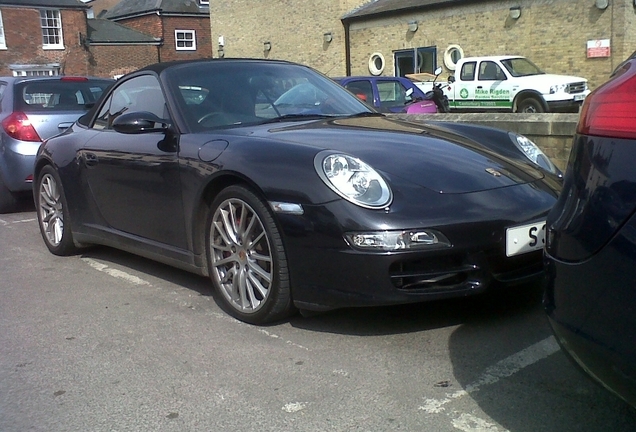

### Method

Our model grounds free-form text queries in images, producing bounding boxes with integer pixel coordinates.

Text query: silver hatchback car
[0,76,113,212]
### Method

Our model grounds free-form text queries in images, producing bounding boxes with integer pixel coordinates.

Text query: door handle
[476,86,483,89]
[58,122,74,130]
[84,152,98,167]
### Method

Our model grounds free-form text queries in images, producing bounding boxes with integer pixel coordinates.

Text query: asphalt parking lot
[2,203,636,432]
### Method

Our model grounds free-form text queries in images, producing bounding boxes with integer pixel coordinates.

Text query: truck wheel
[516,98,544,113]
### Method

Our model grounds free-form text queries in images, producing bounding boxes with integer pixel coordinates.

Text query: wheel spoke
[212,253,238,268]
[220,208,240,245]
[247,259,271,283]
[245,278,261,309]
[247,270,269,298]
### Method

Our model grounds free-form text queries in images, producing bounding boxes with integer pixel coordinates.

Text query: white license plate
[505,221,546,257]
[573,94,586,101]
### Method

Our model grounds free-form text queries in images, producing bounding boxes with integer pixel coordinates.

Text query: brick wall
[89,45,158,78]
[161,16,213,62]
[0,7,90,76]
[117,15,212,63]
[347,0,633,90]
[209,0,362,76]
[209,0,636,90]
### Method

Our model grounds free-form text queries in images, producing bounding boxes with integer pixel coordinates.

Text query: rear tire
[206,185,295,324]
[35,165,78,256]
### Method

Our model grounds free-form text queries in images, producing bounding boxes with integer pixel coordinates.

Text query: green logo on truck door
[460,88,469,99]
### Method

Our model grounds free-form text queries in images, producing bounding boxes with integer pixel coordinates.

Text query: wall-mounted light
[595,0,609,9]
[509,6,521,19]
[323,32,333,43]
[218,35,225,47]
[408,21,418,32]
[263,41,271,51]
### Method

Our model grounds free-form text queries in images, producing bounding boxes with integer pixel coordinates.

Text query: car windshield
[165,61,373,131]
[500,58,545,77]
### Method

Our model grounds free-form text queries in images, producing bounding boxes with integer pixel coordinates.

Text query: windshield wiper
[344,111,384,118]
[258,113,333,124]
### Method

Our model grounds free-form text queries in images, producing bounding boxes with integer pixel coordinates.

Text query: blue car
[544,58,636,406]
[332,76,436,113]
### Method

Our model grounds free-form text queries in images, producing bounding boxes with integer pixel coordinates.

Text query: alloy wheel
[209,197,273,314]
[38,173,64,247]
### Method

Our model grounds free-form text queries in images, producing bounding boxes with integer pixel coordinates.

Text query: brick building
[209,0,636,90]
[102,0,212,63]
[0,0,212,78]
[0,0,93,76]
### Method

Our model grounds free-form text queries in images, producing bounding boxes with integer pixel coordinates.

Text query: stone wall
[390,113,579,171]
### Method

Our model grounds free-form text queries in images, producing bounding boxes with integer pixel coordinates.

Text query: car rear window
[15,79,112,112]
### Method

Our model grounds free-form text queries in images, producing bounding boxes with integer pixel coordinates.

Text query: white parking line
[81,257,311,352]
[0,217,36,226]
[419,336,560,431]
[81,257,151,286]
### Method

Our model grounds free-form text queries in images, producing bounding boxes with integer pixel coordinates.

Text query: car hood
[538,74,587,85]
[249,116,544,194]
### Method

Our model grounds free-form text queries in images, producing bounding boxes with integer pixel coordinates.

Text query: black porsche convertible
[33,59,562,324]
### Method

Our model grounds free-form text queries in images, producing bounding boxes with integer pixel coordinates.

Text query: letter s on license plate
[505,221,546,257]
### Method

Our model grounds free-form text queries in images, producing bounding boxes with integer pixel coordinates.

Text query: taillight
[1,112,42,142]
[577,60,636,140]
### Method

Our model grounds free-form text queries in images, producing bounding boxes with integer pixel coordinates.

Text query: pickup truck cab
[416,56,590,113]
[333,76,436,113]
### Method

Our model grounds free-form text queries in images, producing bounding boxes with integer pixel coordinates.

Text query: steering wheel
[197,112,226,125]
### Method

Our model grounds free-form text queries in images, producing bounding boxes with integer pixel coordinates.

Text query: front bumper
[278,180,557,311]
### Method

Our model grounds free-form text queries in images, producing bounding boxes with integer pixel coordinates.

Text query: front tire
[35,165,77,256]
[516,97,545,113]
[206,185,295,324]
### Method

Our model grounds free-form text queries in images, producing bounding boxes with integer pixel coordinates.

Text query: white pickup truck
[415,56,590,113]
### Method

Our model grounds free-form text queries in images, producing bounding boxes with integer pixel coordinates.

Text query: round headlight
[314,151,392,209]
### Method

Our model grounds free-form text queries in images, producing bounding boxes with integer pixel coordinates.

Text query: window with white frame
[0,10,6,49]
[199,0,209,4]
[40,9,64,49]
[175,30,196,51]
[9,64,60,76]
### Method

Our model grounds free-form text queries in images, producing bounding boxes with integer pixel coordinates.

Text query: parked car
[544,59,636,406]
[416,56,590,113]
[333,75,438,113]
[33,58,562,325]
[0,76,113,212]
[610,50,636,77]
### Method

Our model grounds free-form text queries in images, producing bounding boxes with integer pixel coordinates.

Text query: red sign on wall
[587,39,611,58]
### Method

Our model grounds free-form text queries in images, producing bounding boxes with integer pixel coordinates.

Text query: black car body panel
[544,59,636,406]
[34,58,561,322]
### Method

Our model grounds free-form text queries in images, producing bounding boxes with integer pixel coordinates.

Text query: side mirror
[112,111,170,134]
[448,76,456,83]
[434,66,443,76]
